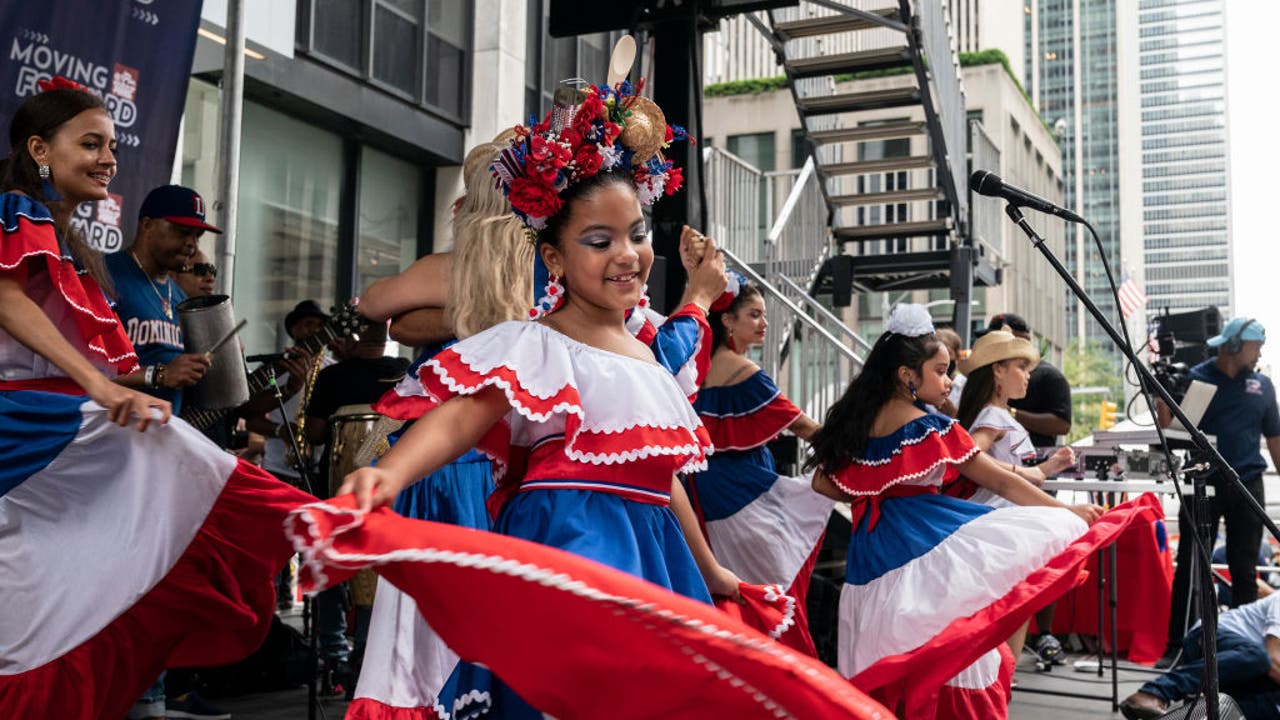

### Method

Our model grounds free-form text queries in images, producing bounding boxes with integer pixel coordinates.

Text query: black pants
[1168,475,1266,648]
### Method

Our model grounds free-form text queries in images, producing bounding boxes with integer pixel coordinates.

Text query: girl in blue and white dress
[685,281,833,655]
[805,305,1160,719]
[0,81,312,719]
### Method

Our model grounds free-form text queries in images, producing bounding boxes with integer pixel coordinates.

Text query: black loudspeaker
[1154,306,1223,346]
[1154,693,1244,719]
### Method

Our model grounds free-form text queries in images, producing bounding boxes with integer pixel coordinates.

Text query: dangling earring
[529,272,565,319]
[38,164,61,203]
[908,380,918,401]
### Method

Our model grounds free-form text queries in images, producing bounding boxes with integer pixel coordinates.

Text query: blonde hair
[447,142,533,339]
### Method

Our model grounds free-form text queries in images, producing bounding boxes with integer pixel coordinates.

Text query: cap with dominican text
[138,185,222,234]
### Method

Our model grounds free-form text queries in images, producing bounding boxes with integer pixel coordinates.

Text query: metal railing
[765,156,831,287]
[907,0,968,238]
[722,247,863,427]
[703,146,765,263]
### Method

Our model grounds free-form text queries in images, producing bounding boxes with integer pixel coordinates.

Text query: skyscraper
[1130,0,1232,317]
[1024,0,1125,349]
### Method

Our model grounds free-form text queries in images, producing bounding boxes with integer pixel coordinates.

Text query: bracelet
[143,365,157,387]
[154,364,167,388]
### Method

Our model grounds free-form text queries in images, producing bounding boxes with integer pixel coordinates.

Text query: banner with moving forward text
[0,0,203,252]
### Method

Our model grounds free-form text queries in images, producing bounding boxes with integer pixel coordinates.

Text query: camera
[1150,326,1191,403]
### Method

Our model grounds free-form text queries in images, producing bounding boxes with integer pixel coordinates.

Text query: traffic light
[1099,400,1118,430]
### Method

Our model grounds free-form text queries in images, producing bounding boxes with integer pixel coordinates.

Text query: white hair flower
[885,304,935,337]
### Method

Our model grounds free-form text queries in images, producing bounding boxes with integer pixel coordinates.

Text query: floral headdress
[491,79,692,233]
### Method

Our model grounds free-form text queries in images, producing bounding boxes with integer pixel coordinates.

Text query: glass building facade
[1025,0,1122,349]
[1136,0,1231,315]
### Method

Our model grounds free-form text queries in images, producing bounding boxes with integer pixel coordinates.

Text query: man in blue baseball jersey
[107,185,220,417]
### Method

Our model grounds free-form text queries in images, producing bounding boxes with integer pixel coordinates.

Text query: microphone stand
[262,363,322,720]
[1004,203,1280,719]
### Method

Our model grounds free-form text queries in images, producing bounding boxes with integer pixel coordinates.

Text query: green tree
[1062,340,1125,444]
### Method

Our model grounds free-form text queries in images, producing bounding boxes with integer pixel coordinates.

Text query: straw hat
[619,96,667,164]
[957,330,1040,376]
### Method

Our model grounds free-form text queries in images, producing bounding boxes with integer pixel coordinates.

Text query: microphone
[969,170,1085,224]
[245,351,300,363]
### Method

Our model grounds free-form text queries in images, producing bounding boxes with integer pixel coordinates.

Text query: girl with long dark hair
[806,304,1159,718]
[684,280,833,654]
[0,81,312,719]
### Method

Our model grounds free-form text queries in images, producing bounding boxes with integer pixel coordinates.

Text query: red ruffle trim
[851,493,1164,709]
[0,215,137,374]
[372,387,435,422]
[0,461,311,720]
[286,497,894,720]
[345,699,445,720]
[420,344,711,513]
[831,426,977,496]
[700,395,802,452]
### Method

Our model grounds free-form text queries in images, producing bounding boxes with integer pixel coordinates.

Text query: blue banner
[0,0,203,252]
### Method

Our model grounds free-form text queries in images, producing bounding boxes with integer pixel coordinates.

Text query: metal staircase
[754,0,998,337]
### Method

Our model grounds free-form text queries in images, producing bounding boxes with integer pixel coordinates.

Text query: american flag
[1118,272,1148,319]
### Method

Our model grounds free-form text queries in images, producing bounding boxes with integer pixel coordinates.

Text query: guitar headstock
[328,299,372,342]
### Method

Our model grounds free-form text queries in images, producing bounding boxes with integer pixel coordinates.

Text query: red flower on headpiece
[664,125,674,143]
[574,144,603,179]
[528,135,570,185]
[574,91,606,133]
[509,176,563,219]
[664,167,685,196]
[37,76,89,94]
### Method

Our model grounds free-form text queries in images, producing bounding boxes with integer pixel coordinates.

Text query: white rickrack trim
[283,502,367,590]
[832,445,981,498]
[563,441,708,467]
[761,584,798,640]
[851,420,960,468]
[450,689,492,719]
[697,386,782,419]
[0,208,55,234]
[425,361,585,424]
[86,342,138,364]
[424,359,711,469]
[283,501,880,719]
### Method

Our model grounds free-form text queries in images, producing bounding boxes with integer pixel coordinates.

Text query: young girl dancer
[685,281,833,654]
[955,330,1078,666]
[334,81,749,717]
[806,304,1159,718]
[0,80,312,719]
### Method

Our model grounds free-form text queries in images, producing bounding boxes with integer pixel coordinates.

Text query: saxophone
[283,349,326,473]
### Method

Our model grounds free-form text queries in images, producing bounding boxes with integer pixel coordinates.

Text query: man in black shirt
[994,313,1074,447]
[302,321,408,695]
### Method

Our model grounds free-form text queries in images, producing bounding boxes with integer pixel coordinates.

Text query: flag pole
[214,0,244,294]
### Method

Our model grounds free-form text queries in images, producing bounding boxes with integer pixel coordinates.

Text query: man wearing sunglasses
[174,248,217,298]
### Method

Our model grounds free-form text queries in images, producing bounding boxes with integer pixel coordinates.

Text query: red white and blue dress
[0,193,313,719]
[347,316,714,719]
[830,411,1162,718]
[686,369,833,655]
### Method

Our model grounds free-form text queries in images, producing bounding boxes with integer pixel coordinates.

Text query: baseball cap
[1207,317,1266,347]
[284,300,329,332]
[138,185,223,234]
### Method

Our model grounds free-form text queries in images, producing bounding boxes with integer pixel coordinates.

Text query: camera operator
[1156,316,1280,666]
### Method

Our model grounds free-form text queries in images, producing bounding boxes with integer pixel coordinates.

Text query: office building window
[357,147,422,299]
[300,0,471,121]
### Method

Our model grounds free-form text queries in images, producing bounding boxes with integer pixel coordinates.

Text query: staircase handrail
[774,273,874,353]
[720,246,861,365]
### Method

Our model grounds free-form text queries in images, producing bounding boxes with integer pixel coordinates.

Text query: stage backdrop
[1,0,203,251]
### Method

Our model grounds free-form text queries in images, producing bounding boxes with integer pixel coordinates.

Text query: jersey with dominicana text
[105,250,188,412]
